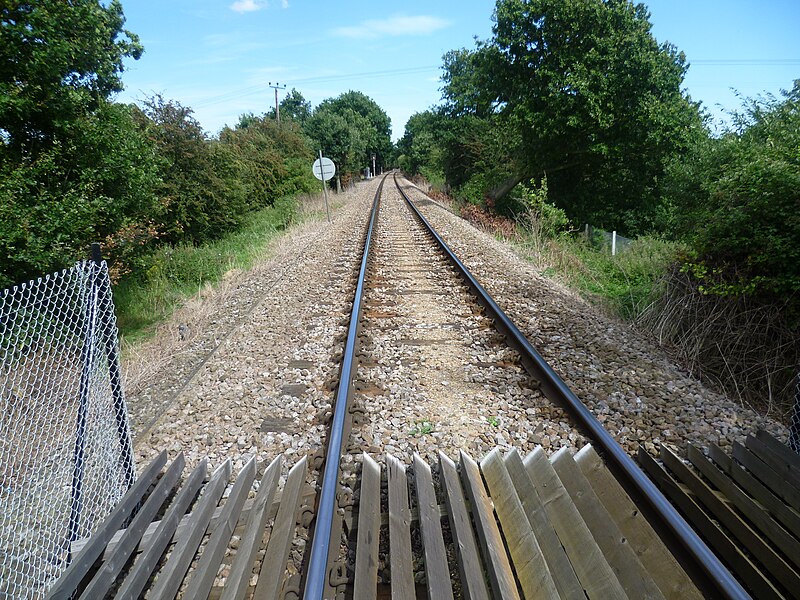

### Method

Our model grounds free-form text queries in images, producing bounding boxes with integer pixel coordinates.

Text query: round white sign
[312,157,336,181]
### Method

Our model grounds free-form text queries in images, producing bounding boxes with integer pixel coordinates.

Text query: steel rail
[393,174,751,600]
[303,175,387,600]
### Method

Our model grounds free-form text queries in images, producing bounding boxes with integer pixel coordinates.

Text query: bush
[518,211,682,322]
[665,81,800,305]
[639,266,798,417]
[136,96,249,245]
[563,236,682,320]
[219,117,318,210]
[647,83,800,417]
[114,199,297,338]
[0,102,160,288]
[517,177,570,239]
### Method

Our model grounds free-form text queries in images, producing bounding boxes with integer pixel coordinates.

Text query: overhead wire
[193,64,439,108]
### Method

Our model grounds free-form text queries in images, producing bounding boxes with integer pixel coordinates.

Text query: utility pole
[268,82,286,122]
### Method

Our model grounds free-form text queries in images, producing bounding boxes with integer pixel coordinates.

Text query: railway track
[49,173,777,599]
[302,173,745,599]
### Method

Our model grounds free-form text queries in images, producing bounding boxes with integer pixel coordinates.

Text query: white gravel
[128,181,379,473]
[398,176,787,456]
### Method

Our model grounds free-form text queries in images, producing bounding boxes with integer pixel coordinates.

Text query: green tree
[312,91,392,173]
[304,105,372,176]
[397,111,443,178]
[272,88,312,124]
[666,82,800,302]
[441,0,702,233]
[220,114,317,207]
[0,0,142,155]
[0,1,155,286]
[137,95,247,244]
[0,103,160,286]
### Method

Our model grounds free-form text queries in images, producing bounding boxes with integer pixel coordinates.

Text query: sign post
[312,151,336,223]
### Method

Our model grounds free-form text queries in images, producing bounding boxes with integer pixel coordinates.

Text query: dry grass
[638,267,799,421]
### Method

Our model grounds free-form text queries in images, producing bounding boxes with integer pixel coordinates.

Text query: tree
[647,83,800,416]
[314,91,392,173]
[397,111,442,177]
[276,88,312,124]
[220,114,317,208]
[137,95,247,244]
[0,1,154,286]
[665,81,800,302]
[0,0,142,155]
[0,102,160,286]
[304,105,372,177]
[441,0,703,233]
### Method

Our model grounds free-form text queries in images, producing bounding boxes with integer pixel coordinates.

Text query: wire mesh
[584,224,633,254]
[0,258,135,598]
[790,370,800,454]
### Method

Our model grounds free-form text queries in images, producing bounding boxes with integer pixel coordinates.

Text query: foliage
[516,178,571,239]
[136,95,246,244]
[438,0,704,234]
[220,114,317,208]
[305,91,392,175]
[396,110,445,180]
[409,420,435,436]
[0,102,160,288]
[304,106,371,175]
[523,229,683,321]
[114,197,297,340]
[269,88,312,124]
[0,2,366,325]
[0,0,142,154]
[0,0,153,287]
[665,81,800,305]
[399,109,523,211]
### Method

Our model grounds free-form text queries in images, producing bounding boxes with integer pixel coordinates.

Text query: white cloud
[230,0,287,13]
[333,15,450,40]
[230,0,267,13]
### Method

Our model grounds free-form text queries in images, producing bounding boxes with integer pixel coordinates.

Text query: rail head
[392,173,751,600]
[302,175,387,600]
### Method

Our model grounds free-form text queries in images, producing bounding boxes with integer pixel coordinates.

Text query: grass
[113,197,296,342]
[520,230,684,321]
[409,420,435,436]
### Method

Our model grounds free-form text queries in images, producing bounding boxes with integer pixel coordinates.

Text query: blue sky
[115,1,800,140]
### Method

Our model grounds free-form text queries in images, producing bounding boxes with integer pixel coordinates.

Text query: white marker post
[312,151,336,223]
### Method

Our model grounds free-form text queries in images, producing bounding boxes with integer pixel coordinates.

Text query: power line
[691,59,800,66]
[189,59,799,110]
[193,65,439,108]
[268,81,286,121]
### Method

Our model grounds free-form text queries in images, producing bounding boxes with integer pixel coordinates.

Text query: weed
[520,228,683,321]
[114,200,296,342]
[487,415,499,427]
[409,420,435,436]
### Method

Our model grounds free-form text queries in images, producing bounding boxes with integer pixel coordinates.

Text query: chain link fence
[584,224,633,255]
[0,248,135,598]
[790,371,800,454]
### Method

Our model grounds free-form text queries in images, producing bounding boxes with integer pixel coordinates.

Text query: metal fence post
[790,369,800,454]
[67,253,101,551]
[91,243,136,488]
